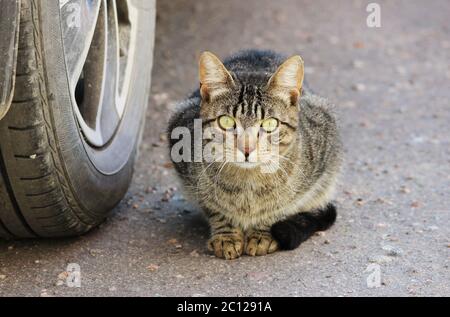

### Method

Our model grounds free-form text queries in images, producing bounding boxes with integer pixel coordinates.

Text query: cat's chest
[208,180,287,215]
[193,164,300,217]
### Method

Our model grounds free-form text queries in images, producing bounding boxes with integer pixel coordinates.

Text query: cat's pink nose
[243,146,251,158]
[239,143,255,158]
[238,132,256,159]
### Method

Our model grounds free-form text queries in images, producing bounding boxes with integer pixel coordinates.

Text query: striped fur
[168,50,342,259]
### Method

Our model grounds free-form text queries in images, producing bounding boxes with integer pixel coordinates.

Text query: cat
[168,50,342,259]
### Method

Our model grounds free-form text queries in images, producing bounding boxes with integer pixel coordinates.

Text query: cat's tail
[271,204,337,250]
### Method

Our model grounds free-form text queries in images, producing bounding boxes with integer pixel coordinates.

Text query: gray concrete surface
[1,0,449,297]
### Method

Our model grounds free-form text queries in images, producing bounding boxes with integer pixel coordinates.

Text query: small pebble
[168,238,178,245]
[163,162,174,169]
[353,41,365,49]
[190,250,200,257]
[368,255,393,264]
[89,249,102,257]
[399,186,411,194]
[146,186,157,194]
[159,133,168,142]
[352,83,366,92]
[40,290,51,297]
[58,272,69,280]
[382,245,403,256]
[352,60,365,69]
[410,201,420,208]
[375,198,392,205]
[153,93,169,107]
[396,66,407,75]
[147,264,159,272]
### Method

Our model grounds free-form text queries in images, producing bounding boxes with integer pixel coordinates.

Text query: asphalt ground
[0,0,449,296]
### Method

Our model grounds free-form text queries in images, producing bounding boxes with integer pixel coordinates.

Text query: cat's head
[199,51,304,171]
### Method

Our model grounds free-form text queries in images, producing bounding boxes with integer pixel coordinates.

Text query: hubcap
[59,0,138,147]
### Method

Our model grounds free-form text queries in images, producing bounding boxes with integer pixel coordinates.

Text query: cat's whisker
[263,157,298,198]
[278,154,308,179]
[198,161,217,182]
[213,161,228,202]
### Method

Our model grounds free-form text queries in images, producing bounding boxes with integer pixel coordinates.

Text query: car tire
[0,0,155,238]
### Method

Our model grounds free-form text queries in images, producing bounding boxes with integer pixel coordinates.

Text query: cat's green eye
[261,118,279,132]
[218,115,236,130]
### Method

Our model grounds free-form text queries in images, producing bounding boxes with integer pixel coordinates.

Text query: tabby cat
[168,50,342,259]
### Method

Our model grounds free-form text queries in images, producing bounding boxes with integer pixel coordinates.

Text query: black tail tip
[316,203,337,231]
[271,204,337,251]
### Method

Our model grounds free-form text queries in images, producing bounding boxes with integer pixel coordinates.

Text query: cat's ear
[199,51,235,102]
[267,55,304,106]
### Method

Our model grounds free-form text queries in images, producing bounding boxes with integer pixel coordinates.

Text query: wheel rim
[59,0,139,147]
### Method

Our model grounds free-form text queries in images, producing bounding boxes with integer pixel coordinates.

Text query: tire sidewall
[38,1,155,215]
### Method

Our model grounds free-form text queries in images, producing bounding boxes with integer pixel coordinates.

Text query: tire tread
[0,0,97,238]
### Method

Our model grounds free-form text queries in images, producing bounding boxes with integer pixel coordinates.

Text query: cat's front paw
[208,233,244,260]
[245,231,279,256]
